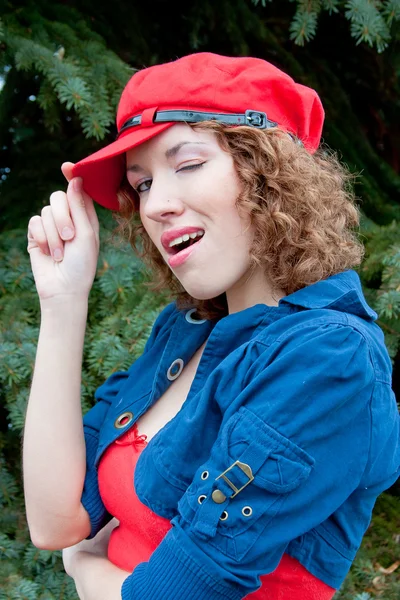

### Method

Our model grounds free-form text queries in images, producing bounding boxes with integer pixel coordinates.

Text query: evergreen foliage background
[0,0,399,598]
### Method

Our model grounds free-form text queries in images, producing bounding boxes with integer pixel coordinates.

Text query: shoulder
[248,313,370,367]
[142,301,180,352]
[250,308,390,382]
[149,300,180,334]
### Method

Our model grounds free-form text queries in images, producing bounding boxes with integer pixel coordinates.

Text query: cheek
[218,163,242,204]
[216,175,245,226]
[139,213,155,243]
[139,205,151,233]
[202,164,241,210]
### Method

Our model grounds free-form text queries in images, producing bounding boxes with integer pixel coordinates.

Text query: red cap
[72,52,324,211]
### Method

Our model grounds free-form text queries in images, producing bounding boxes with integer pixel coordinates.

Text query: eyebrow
[126,141,208,173]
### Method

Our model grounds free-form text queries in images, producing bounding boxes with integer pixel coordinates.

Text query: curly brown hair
[112,122,364,321]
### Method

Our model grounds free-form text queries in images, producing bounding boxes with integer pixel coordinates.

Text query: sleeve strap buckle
[216,460,254,498]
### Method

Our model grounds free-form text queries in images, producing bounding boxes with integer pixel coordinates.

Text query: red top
[98,423,335,599]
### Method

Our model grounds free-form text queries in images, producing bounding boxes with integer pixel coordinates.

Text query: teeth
[169,230,204,248]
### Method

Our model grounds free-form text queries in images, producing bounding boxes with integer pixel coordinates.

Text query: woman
[23,52,399,600]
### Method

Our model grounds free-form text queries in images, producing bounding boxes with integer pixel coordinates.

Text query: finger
[67,177,99,239]
[80,183,100,238]
[61,162,75,183]
[27,216,51,256]
[49,190,76,241]
[62,165,99,237]
[41,206,65,262]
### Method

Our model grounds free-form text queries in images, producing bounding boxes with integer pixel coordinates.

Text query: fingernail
[53,248,63,261]
[61,226,74,239]
[72,177,82,192]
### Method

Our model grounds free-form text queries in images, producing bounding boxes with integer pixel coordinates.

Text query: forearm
[71,552,129,600]
[23,297,91,547]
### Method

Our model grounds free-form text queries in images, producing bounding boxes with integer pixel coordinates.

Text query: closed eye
[135,162,206,194]
[177,162,206,173]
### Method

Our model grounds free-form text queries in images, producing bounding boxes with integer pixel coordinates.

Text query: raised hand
[27,175,100,304]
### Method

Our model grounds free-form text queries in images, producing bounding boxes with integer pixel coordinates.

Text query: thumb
[67,178,100,239]
[61,162,75,183]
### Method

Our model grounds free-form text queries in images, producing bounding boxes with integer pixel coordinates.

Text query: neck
[226,267,285,315]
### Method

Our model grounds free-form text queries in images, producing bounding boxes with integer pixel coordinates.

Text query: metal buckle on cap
[216,460,254,498]
[245,110,272,129]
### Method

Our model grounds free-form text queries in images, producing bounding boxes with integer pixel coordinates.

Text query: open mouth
[169,233,205,255]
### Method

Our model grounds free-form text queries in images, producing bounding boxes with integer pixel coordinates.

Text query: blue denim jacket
[81,270,399,600]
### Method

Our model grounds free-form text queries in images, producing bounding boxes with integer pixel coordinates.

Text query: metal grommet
[167,358,184,381]
[242,506,253,517]
[185,308,207,324]
[114,411,134,429]
[198,494,207,504]
[220,510,228,521]
[201,470,209,480]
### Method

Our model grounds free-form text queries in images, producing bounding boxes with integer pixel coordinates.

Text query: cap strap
[118,109,278,137]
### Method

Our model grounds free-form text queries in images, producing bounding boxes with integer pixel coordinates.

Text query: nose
[141,174,184,222]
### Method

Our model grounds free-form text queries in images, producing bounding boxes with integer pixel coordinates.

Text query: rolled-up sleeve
[82,302,176,538]
[121,322,375,599]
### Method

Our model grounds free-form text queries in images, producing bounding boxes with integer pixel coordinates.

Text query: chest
[135,340,207,443]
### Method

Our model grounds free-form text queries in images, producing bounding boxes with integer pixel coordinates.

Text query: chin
[181,284,226,301]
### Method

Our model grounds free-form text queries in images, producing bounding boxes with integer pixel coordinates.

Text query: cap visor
[72,122,174,210]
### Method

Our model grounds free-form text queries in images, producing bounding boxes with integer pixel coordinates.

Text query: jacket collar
[279,270,377,321]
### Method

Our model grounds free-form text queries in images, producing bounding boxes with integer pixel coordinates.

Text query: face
[126,124,255,302]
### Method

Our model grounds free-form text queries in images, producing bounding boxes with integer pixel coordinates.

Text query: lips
[167,232,205,268]
[161,226,205,255]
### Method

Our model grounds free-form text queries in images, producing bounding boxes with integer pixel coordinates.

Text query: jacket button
[167,358,184,381]
[114,411,134,429]
[212,490,226,504]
